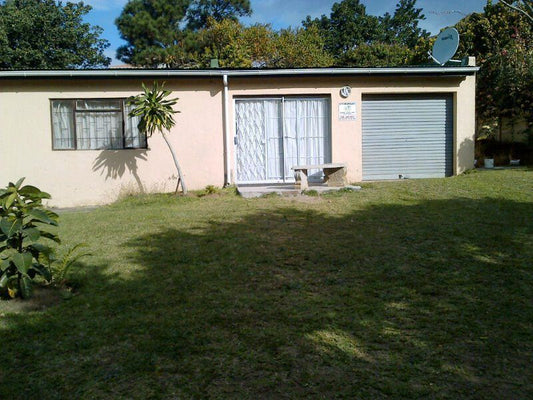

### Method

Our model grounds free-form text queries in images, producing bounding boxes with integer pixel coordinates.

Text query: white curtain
[51,101,75,149]
[124,103,146,148]
[265,100,283,180]
[282,100,299,179]
[75,100,122,150]
[75,111,123,150]
[51,99,145,150]
[283,98,330,180]
[75,100,121,110]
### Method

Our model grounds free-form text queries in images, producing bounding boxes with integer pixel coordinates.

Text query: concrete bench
[291,163,347,190]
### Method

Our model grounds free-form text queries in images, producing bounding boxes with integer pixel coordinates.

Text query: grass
[0,169,532,399]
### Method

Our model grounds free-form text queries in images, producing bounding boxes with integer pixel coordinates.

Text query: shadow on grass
[0,197,532,399]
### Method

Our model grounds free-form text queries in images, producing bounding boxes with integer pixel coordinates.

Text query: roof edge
[0,66,479,79]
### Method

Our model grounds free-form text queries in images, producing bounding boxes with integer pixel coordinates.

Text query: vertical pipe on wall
[223,75,231,186]
[281,97,286,182]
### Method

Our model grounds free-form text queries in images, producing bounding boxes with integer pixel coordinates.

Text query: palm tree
[127,82,187,195]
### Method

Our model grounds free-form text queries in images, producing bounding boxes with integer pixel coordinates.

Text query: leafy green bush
[50,243,90,286]
[0,178,59,299]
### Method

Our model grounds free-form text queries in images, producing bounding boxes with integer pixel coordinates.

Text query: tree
[116,0,192,67]
[379,0,429,47]
[499,0,533,26]
[128,83,187,195]
[341,42,414,67]
[194,19,272,68]
[186,0,251,30]
[303,0,430,67]
[454,1,533,141]
[116,0,252,67]
[194,19,333,68]
[303,0,380,56]
[0,0,110,69]
[270,26,334,68]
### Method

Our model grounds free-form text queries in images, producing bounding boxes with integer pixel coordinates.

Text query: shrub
[204,185,219,195]
[50,243,90,286]
[0,178,59,299]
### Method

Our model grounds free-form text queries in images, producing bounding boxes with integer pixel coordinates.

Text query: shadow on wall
[92,150,148,193]
[457,137,475,172]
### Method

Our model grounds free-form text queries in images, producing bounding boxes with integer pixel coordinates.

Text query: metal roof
[0,66,479,79]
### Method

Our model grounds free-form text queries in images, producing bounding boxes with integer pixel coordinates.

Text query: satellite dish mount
[429,27,460,66]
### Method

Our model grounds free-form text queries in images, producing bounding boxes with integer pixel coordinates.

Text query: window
[50,99,147,150]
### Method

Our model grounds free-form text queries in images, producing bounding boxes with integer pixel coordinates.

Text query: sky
[82,0,489,65]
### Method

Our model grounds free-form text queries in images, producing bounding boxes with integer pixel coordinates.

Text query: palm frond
[127,81,179,137]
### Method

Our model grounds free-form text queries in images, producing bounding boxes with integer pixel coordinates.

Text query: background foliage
[302,0,430,66]
[194,19,333,68]
[116,0,251,67]
[455,1,533,151]
[115,0,431,68]
[0,0,110,69]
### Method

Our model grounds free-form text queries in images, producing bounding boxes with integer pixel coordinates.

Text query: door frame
[234,95,332,185]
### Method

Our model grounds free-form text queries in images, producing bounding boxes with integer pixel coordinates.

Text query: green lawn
[1,169,532,399]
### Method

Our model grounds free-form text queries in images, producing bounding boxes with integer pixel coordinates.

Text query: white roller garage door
[362,94,454,180]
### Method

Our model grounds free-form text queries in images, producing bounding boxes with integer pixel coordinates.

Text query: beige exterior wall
[0,73,476,207]
[0,78,225,207]
[228,74,476,182]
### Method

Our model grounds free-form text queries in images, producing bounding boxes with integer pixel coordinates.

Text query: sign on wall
[339,102,357,121]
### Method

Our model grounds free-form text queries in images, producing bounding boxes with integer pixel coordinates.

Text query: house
[0,61,478,207]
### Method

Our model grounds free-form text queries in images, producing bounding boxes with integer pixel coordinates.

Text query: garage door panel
[362,94,453,181]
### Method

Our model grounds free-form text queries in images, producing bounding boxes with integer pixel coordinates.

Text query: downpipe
[223,74,231,187]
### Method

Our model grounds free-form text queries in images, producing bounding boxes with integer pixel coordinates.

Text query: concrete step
[237,184,361,198]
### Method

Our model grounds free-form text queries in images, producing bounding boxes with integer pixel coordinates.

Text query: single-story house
[0,61,478,207]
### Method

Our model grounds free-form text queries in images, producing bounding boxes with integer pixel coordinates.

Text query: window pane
[124,103,147,148]
[51,98,147,151]
[76,111,123,150]
[76,100,121,110]
[51,100,75,149]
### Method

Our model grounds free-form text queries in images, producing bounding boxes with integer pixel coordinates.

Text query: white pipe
[223,74,231,186]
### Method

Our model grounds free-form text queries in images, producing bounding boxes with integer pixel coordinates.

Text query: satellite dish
[430,27,460,65]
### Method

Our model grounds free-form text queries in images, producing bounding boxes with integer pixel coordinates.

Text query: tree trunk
[161,131,187,195]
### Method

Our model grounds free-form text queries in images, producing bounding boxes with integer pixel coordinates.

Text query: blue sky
[82,0,488,65]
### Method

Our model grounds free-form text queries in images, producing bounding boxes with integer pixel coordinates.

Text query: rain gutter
[0,66,479,79]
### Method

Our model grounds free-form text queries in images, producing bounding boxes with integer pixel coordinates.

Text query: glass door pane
[283,98,330,181]
[236,97,330,183]
[236,99,283,182]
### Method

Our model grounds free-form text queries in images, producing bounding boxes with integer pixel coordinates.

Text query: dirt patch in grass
[0,286,63,315]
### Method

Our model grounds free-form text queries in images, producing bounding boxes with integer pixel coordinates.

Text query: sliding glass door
[235,97,330,184]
